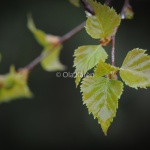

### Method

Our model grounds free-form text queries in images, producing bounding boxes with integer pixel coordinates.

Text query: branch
[23,49,51,71]
[23,21,86,71]
[59,21,85,44]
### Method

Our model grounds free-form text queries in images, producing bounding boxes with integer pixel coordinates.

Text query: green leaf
[41,45,66,71]
[69,0,80,7]
[120,48,150,89]
[86,0,121,39]
[0,66,32,102]
[27,14,49,48]
[95,60,119,78]
[81,76,123,135]
[73,45,108,86]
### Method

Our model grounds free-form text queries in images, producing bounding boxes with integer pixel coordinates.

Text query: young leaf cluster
[0,0,148,138]
[0,66,32,102]
[74,0,150,135]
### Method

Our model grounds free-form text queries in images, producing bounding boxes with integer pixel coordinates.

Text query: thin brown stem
[111,0,132,66]
[59,21,85,44]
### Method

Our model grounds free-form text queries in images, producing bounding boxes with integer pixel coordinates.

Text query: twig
[59,21,85,44]
[80,0,95,15]
[111,35,116,66]
[23,49,51,71]
[111,0,131,66]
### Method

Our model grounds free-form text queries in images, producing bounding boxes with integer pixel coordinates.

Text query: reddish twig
[59,21,85,44]
[111,0,132,66]
[111,35,116,66]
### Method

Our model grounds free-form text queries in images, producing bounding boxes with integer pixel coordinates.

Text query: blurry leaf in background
[27,14,60,48]
[27,14,50,48]
[41,45,66,71]
[69,0,80,7]
[0,66,32,102]
[121,4,134,19]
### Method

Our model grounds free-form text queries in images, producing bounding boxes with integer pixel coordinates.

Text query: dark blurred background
[0,0,150,149]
